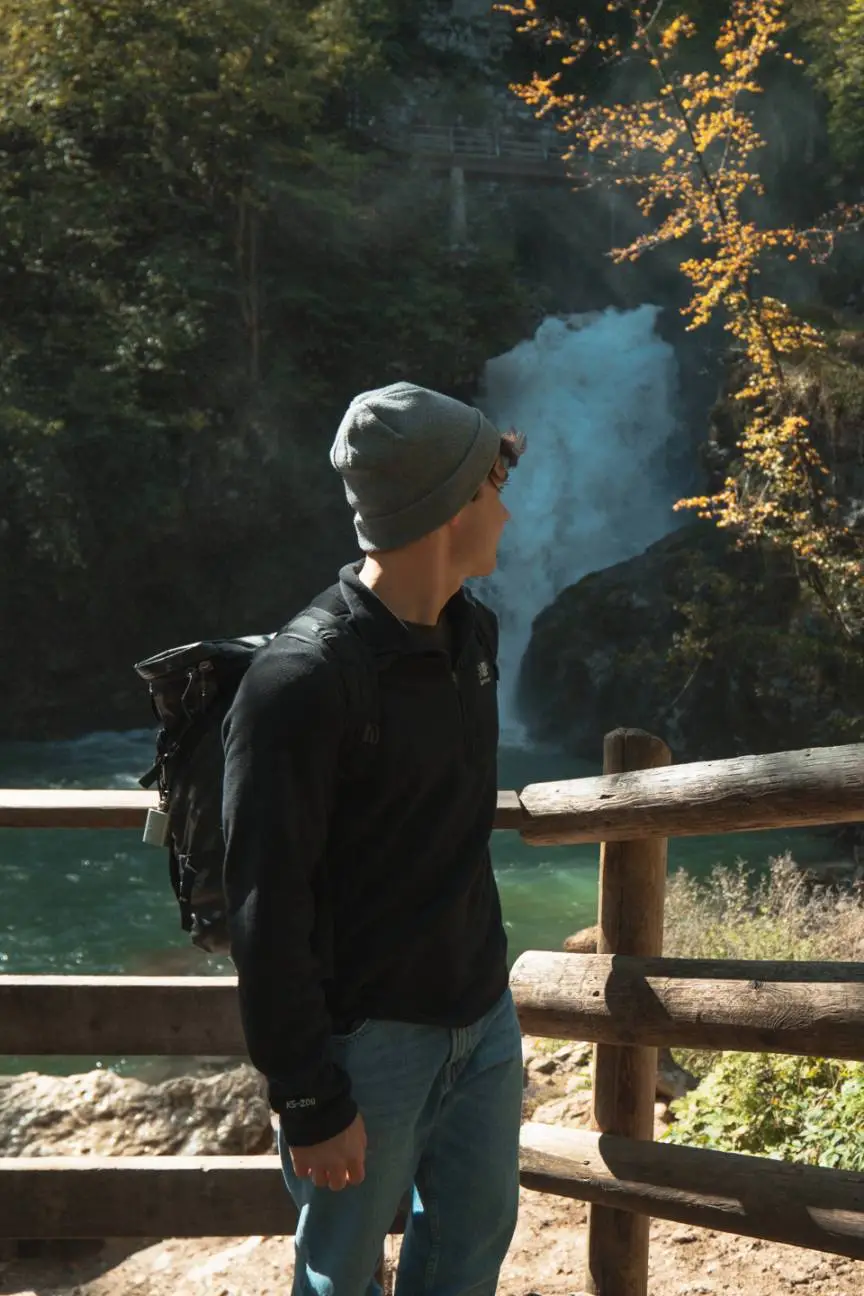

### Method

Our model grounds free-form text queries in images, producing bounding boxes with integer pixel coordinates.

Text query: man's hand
[290,1113,367,1191]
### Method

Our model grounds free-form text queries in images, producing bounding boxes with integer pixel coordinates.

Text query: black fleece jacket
[221,562,508,1145]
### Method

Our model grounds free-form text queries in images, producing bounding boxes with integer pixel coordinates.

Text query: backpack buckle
[142,807,170,847]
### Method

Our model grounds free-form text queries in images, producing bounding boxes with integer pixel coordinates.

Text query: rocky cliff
[519,522,864,761]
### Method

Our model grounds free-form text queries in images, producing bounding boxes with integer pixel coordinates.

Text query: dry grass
[663,851,864,964]
[663,852,864,1076]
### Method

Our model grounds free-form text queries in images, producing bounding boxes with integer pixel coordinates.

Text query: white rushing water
[474,305,680,743]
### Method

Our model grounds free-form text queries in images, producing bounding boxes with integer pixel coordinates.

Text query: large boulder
[518,522,864,762]
[562,926,600,954]
[0,1065,272,1157]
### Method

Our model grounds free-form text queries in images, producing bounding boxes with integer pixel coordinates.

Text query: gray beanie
[330,382,502,552]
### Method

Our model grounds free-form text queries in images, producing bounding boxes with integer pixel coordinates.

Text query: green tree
[0,0,369,560]
[792,0,864,171]
[0,0,532,592]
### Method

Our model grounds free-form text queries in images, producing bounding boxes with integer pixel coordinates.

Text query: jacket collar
[338,561,476,662]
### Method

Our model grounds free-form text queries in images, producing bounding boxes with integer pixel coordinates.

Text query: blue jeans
[278,988,523,1296]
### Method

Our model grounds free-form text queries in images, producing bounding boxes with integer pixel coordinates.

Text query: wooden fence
[371,122,573,180]
[406,124,566,162]
[2,730,864,1294]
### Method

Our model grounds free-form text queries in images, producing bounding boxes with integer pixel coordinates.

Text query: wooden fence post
[586,728,672,1296]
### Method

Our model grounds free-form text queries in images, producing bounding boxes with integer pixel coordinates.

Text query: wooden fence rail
[7,957,864,1059]
[2,740,863,837]
[5,1130,864,1258]
[517,742,864,843]
[0,976,246,1056]
[513,953,864,1060]
[519,1123,864,1260]
[2,731,864,1294]
[0,787,517,831]
[0,1156,297,1239]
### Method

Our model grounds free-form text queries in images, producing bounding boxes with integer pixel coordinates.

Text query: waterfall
[474,305,680,745]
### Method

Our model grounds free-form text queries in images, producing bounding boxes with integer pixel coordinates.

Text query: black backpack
[134,608,377,956]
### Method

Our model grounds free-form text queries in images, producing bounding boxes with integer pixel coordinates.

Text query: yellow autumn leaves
[502,0,864,632]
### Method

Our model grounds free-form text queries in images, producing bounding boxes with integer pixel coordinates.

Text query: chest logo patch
[477,659,492,686]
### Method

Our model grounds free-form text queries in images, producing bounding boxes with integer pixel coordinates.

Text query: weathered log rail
[6,955,864,1061]
[6,1130,864,1259]
[520,1123,864,1260]
[3,740,862,836]
[0,786,521,830]
[512,953,864,1060]
[2,733,864,1293]
[517,742,864,844]
[1,1156,298,1239]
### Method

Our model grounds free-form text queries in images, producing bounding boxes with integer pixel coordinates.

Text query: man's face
[450,457,511,579]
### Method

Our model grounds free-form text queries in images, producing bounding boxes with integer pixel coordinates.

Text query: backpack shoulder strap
[279,606,380,762]
[281,607,342,646]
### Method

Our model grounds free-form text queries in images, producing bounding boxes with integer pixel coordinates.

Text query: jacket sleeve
[222,637,357,1147]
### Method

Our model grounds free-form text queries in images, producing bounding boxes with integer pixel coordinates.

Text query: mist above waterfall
[474,305,681,744]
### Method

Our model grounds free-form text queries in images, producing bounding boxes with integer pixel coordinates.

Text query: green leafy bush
[665,1052,864,1171]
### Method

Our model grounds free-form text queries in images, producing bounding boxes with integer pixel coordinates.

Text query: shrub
[661,854,864,1169]
[664,1052,864,1171]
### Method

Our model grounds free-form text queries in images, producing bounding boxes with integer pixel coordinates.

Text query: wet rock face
[0,1064,273,1157]
[518,521,864,762]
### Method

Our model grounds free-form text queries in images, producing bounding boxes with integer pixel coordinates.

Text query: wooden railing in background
[2,732,864,1293]
[406,124,566,161]
[376,123,572,179]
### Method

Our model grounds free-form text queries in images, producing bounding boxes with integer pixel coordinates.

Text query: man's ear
[449,496,476,528]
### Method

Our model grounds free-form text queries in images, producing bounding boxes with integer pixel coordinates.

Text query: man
[222,381,525,1295]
